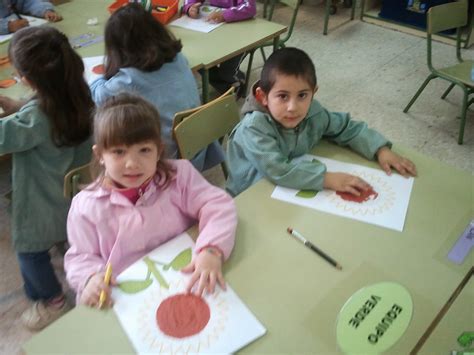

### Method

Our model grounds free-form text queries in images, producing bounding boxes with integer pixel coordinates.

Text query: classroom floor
[1,2,473,354]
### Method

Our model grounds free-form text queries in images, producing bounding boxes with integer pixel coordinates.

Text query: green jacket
[0,100,92,252]
[226,88,391,196]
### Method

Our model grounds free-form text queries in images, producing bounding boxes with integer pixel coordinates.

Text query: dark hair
[104,3,182,79]
[259,47,317,93]
[92,93,174,185]
[9,27,93,147]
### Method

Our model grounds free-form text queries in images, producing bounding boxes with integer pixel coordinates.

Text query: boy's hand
[8,19,28,33]
[324,172,371,196]
[187,3,201,18]
[0,96,25,118]
[376,146,417,177]
[206,10,225,23]
[182,247,225,296]
[44,10,62,22]
[80,272,116,309]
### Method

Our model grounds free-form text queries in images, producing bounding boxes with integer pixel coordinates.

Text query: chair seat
[438,60,474,87]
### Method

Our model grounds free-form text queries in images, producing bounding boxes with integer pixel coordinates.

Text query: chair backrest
[64,163,92,199]
[173,87,240,175]
[267,0,301,44]
[426,0,468,69]
[427,0,468,35]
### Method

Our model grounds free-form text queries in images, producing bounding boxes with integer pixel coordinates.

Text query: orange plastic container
[108,0,178,25]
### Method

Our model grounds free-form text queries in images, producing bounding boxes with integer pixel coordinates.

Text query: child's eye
[112,148,125,155]
[140,147,152,153]
[299,93,308,99]
[277,94,288,100]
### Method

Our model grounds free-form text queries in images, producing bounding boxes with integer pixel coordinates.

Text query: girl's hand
[206,11,225,23]
[7,19,28,33]
[182,247,225,296]
[324,172,371,196]
[187,3,201,18]
[80,272,116,309]
[376,146,417,177]
[0,96,25,118]
[44,10,62,22]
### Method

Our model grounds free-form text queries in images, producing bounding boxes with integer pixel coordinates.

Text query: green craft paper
[336,282,413,354]
[296,189,318,198]
[118,278,153,294]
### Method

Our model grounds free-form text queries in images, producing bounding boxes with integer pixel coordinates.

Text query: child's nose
[125,155,139,169]
[287,99,297,111]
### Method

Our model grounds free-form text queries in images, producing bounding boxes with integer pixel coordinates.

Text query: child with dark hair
[226,47,417,196]
[91,3,223,171]
[65,94,237,307]
[0,0,62,34]
[182,0,256,96]
[0,26,93,330]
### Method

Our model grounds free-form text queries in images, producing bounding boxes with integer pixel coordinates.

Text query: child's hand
[187,3,201,18]
[182,247,225,296]
[0,95,25,118]
[376,146,417,177]
[80,272,116,309]
[324,172,371,196]
[44,10,62,22]
[7,19,28,33]
[206,11,225,23]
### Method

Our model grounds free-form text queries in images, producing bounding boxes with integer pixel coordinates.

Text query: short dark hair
[104,3,182,79]
[259,47,317,93]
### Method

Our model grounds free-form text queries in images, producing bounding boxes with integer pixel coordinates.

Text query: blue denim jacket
[0,0,54,34]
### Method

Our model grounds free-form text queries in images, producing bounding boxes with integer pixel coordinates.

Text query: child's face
[96,140,161,188]
[256,74,316,129]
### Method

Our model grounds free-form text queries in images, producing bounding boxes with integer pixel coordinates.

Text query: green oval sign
[336,282,413,354]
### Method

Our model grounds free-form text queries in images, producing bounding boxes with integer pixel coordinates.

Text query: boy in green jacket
[226,47,416,196]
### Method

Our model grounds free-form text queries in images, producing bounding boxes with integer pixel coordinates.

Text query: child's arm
[376,146,417,177]
[0,96,28,118]
[182,0,203,18]
[20,0,62,22]
[175,160,237,295]
[64,200,109,305]
[218,0,256,23]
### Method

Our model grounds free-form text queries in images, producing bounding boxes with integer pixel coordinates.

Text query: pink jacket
[182,0,256,23]
[64,159,237,299]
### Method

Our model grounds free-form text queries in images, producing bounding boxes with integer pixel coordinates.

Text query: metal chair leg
[441,83,455,99]
[458,88,468,145]
[324,0,330,35]
[351,0,356,20]
[403,75,436,113]
[243,49,255,96]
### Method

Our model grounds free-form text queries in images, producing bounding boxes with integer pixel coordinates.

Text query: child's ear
[313,85,319,95]
[92,145,101,160]
[255,87,268,106]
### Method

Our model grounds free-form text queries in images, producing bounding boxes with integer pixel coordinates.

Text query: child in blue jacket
[0,0,62,35]
[226,47,417,196]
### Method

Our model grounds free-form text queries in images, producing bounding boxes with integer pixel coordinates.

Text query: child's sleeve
[236,122,328,191]
[221,0,256,22]
[19,0,54,17]
[320,107,392,160]
[177,160,237,260]
[0,109,46,155]
[0,17,11,35]
[64,197,106,300]
[182,0,203,16]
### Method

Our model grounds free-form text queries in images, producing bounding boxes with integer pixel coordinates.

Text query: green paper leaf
[296,189,318,198]
[118,278,153,294]
[169,248,192,271]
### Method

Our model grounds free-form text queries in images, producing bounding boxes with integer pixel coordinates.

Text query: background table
[0,0,286,102]
[23,141,473,354]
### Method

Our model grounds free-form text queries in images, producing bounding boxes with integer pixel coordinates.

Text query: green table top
[23,141,474,354]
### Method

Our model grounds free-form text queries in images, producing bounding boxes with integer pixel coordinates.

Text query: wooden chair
[173,87,240,178]
[64,163,92,199]
[403,0,472,145]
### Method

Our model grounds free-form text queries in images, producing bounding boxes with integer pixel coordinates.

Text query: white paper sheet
[169,10,223,33]
[271,155,414,231]
[0,16,47,44]
[112,233,266,354]
[82,55,105,84]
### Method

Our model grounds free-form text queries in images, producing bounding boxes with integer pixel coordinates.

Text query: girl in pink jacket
[64,94,237,308]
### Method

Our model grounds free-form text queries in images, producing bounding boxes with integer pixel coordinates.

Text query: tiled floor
[1,2,473,354]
